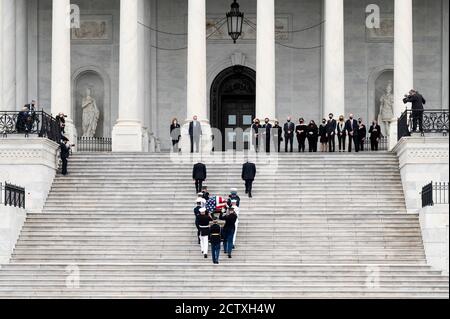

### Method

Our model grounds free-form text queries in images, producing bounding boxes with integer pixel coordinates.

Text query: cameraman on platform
[403,89,426,134]
[56,112,67,134]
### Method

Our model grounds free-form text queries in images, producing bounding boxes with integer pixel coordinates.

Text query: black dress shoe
[204,254,208,259]
[228,255,232,259]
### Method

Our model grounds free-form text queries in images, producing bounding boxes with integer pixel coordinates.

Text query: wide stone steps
[1,152,447,298]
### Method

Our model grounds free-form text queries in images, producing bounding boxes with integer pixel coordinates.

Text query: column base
[112,121,144,152]
[179,121,212,154]
[389,121,399,151]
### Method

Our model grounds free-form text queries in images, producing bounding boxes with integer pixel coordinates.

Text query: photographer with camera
[403,89,426,134]
[56,112,67,134]
[59,135,75,176]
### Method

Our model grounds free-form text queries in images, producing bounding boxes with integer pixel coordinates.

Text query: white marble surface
[0,206,26,265]
[1,0,16,111]
[420,205,449,274]
[323,0,345,118]
[0,137,59,214]
[393,136,449,214]
[15,0,28,110]
[256,0,276,120]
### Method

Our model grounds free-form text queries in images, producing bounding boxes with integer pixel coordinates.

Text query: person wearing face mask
[337,115,347,152]
[296,118,308,152]
[170,118,181,153]
[307,120,319,152]
[345,114,359,153]
[358,118,367,152]
[369,120,382,151]
[326,113,337,153]
[262,118,272,153]
[252,119,262,152]
[284,117,295,152]
[272,120,283,152]
[319,119,328,152]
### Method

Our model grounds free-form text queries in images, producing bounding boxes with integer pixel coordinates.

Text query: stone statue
[81,88,100,138]
[378,80,394,137]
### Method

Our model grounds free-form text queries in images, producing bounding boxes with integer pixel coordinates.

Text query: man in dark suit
[358,118,367,152]
[345,114,359,153]
[284,117,295,153]
[189,115,202,153]
[242,161,256,198]
[192,162,207,194]
[262,118,272,153]
[403,89,426,133]
[326,113,337,153]
[369,120,382,151]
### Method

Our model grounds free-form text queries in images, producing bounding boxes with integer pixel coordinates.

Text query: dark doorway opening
[210,66,256,151]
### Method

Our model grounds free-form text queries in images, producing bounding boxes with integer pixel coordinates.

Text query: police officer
[210,220,222,264]
[59,136,72,176]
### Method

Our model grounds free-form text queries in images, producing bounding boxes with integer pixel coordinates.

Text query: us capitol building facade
[0,0,448,151]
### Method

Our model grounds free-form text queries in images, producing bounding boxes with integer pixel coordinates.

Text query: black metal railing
[1,182,26,209]
[0,110,62,143]
[77,137,112,152]
[362,136,389,152]
[398,108,449,141]
[422,182,449,208]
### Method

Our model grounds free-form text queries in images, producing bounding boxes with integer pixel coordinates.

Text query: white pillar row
[389,0,414,150]
[112,0,145,152]
[0,0,3,110]
[323,0,345,119]
[51,0,76,142]
[181,0,212,153]
[16,0,28,110]
[1,0,16,111]
[256,0,276,120]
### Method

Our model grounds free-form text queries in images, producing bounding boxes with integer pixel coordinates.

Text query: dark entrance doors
[210,66,256,151]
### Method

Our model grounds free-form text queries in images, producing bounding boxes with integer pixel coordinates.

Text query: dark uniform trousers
[245,180,254,194]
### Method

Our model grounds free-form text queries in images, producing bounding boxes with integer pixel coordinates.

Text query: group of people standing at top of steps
[194,188,241,265]
[272,113,383,154]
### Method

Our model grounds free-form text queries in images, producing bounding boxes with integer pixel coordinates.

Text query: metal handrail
[422,181,449,208]
[1,182,26,209]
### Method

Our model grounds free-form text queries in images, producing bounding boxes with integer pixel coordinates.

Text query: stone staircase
[0,152,448,298]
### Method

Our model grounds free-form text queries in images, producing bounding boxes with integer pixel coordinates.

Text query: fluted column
[1,0,16,111]
[256,0,276,120]
[390,0,414,149]
[181,0,212,153]
[16,0,28,110]
[112,0,145,152]
[323,0,345,118]
[51,0,75,141]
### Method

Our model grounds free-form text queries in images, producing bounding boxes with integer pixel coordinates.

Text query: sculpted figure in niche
[82,88,100,137]
[378,80,394,137]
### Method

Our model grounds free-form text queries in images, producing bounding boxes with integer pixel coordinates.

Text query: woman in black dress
[170,118,181,152]
[252,119,262,152]
[319,119,328,152]
[307,120,319,153]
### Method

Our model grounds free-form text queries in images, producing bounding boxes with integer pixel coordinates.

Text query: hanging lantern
[226,0,244,43]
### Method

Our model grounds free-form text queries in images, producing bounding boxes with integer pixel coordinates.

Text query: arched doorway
[210,66,256,150]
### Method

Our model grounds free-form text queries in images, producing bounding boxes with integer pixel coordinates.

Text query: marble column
[323,0,345,118]
[0,1,3,110]
[112,0,145,152]
[16,0,28,110]
[1,0,16,111]
[181,0,212,153]
[51,0,76,142]
[390,0,414,150]
[256,0,276,120]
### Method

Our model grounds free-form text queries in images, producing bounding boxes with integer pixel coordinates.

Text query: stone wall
[32,0,447,150]
[0,206,26,265]
[0,137,59,214]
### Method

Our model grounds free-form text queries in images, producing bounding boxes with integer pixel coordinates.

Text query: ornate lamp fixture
[226,0,244,43]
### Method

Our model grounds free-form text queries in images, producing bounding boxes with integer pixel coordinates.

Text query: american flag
[206,196,228,213]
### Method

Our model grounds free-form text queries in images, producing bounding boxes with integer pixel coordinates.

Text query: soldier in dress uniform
[227,188,241,208]
[210,220,222,264]
[198,208,212,258]
[194,199,203,244]
[220,207,238,259]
